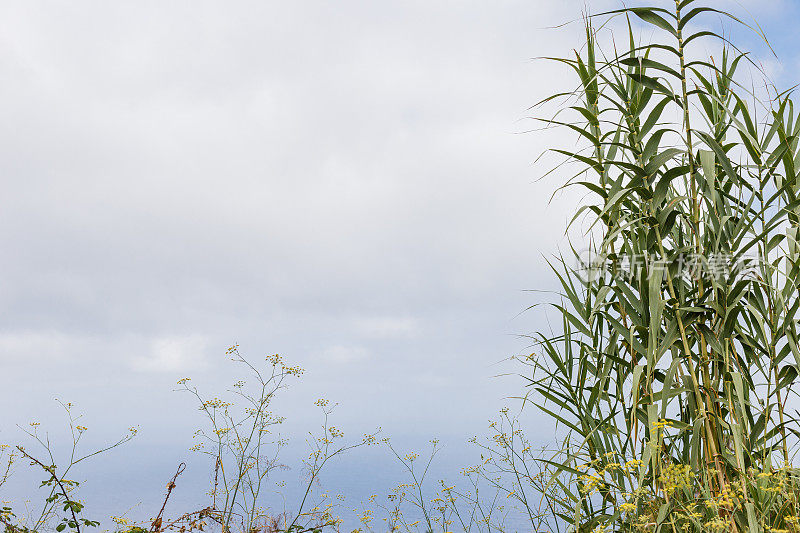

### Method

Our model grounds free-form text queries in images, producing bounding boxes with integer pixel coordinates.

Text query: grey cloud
[0,1,622,514]
[5,0,796,520]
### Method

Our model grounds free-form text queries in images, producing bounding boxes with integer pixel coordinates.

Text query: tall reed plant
[525,2,800,532]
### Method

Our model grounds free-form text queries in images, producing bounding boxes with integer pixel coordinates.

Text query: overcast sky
[1,0,797,524]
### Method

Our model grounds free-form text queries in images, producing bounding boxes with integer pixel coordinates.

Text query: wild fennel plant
[177,346,378,533]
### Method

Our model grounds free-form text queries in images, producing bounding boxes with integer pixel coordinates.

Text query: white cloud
[319,345,370,364]
[0,330,75,361]
[353,316,419,339]
[130,335,208,373]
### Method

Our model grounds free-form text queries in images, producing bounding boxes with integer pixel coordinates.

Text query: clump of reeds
[522,1,800,531]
